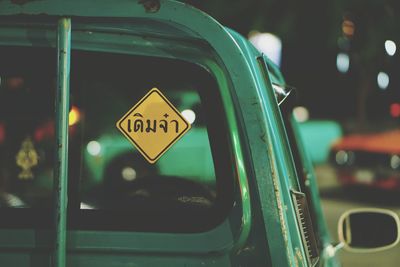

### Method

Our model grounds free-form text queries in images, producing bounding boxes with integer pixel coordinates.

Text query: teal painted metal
[290,116,341,267]
[0,22,254,266]
[220,72,252,253]
[0,1,341,266]
[53,18,71,267]
[227,29,308,266]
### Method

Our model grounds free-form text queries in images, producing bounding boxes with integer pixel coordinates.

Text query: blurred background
[189,1,399,266]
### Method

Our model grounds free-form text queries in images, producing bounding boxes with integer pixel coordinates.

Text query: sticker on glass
[116,88,191,164]
[16,137,39,179]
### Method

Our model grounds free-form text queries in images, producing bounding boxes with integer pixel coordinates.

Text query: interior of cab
[0,46,234,232]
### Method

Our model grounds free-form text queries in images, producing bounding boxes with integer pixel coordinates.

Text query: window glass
[0,47,55,209]
[70,51,233,231]
[0,46,234,231]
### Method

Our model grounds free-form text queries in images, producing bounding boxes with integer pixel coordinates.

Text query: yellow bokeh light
[69,106,80,126]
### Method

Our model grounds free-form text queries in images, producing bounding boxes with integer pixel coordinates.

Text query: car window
[0,46,235,232]
[0,46,55,210]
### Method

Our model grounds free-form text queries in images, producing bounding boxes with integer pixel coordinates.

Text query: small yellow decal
[16,137,39,179]
[116,88,191,164]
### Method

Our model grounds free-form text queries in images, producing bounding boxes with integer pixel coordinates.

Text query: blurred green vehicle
[0,1,397,267]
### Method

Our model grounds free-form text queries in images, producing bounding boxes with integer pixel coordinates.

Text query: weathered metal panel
[53,17,71,267]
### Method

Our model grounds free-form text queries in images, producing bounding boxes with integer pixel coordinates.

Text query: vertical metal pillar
[53,17,71,267]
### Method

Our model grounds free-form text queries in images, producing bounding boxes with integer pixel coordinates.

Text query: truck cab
[0,1,398,266]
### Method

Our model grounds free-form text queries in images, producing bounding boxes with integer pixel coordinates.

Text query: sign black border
[117,88,190,163]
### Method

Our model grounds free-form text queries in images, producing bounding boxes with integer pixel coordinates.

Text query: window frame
[68,50,236,232]
[0,25,242,232]
[0,15,253,261]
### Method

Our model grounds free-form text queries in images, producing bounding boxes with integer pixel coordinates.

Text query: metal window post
[53,17,71,267]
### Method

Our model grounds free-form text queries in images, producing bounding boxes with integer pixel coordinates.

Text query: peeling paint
[295,247,305,267]
[267,140,293,267]
[138,0,160,13]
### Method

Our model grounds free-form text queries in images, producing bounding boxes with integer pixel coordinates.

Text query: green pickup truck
[0,0,398,266]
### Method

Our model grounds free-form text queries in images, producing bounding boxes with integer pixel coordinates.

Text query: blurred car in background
[330,129,400,190]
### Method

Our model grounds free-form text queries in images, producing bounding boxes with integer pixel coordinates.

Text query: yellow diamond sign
[116,88,191,164]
